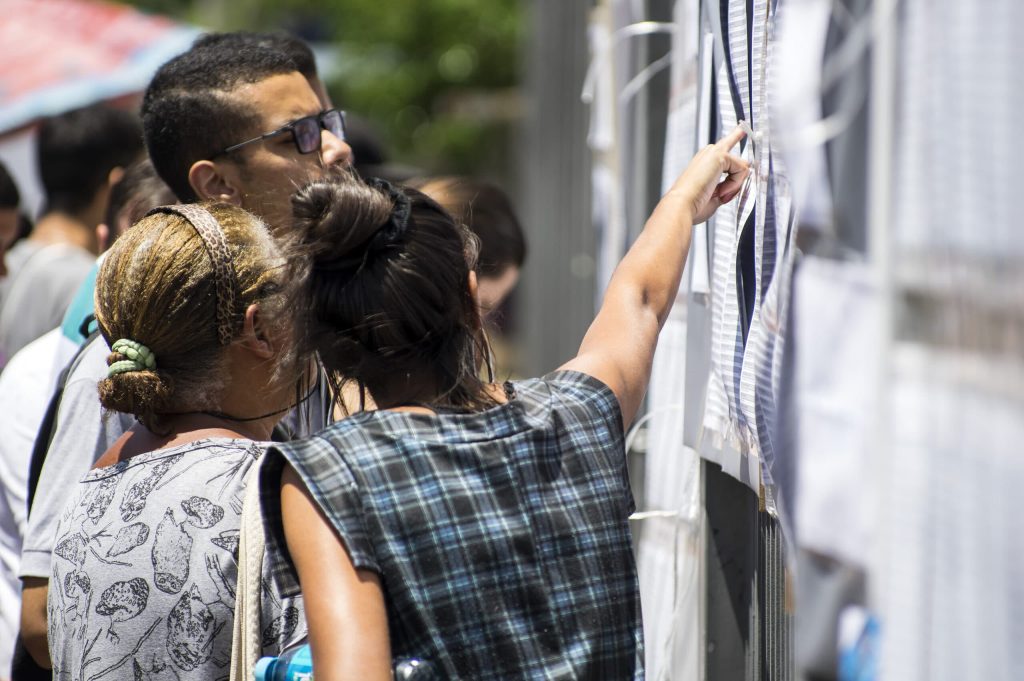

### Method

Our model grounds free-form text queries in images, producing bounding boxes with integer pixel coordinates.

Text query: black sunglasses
[219,109,347,156]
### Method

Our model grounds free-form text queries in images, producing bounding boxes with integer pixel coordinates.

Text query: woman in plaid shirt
[259,128,749,679]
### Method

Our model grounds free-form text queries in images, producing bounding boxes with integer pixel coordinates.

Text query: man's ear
[240,303,276,358]
[188,160,242,205]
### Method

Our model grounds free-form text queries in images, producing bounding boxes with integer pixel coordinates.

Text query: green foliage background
[128,0,524,176]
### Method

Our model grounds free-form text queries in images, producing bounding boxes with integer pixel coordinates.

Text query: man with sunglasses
[15,36,350,673]
[142,40,352,232]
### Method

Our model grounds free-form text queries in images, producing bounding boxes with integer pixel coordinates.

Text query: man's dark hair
[36,104,143,216]
[141,40,300,201]
[0,160,20,209]
[192,31,319,80]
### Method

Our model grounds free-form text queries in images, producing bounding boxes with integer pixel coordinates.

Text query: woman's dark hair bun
[291,174,396,270]
[288,173,495,412]
[365,177,412,252]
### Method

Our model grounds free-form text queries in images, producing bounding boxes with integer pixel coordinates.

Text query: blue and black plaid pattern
[261,370,644,679]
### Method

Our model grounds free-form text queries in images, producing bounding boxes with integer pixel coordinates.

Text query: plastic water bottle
[254,644,312,681]
[254,644,438,681]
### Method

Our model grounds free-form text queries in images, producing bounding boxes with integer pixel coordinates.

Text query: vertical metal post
[519,0,596,377]
[865,0,896,614]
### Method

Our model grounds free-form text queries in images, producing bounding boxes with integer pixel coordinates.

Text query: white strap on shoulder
[230,463,266,681]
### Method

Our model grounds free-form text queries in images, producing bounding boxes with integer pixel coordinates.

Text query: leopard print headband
[146,204,239,345]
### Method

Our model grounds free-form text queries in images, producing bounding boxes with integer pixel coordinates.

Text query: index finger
[716,125,746,152]
[721,152,749,175]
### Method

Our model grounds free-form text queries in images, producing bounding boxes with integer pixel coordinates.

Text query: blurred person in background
[57,159,178,357]
[413,176,526,316]
[0,163,21,282]
[347,116,423,184]
[0,104,143,368]
[0,158,23,681]
[414,176,527,378]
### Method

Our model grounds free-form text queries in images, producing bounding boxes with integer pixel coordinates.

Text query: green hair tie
[108,339,157,378]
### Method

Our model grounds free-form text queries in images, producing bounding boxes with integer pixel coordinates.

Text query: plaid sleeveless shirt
[261,370,644,679]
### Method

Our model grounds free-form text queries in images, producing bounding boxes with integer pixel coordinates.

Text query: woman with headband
[258,128,749,678]
[46,203,307,679]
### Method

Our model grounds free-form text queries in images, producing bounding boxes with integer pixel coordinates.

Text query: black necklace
[164,373,321,423]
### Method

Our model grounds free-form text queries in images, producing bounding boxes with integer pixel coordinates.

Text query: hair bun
[98,347,173,426]
[290,180,336,233]
[292,175,405,272]
[366,178,411,252]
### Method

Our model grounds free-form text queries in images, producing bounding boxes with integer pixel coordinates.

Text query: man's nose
[321,129,353,168]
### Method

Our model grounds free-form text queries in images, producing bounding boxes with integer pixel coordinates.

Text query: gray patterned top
[48,438,305,681]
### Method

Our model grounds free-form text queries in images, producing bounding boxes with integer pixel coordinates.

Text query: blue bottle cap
[253,656,275,681]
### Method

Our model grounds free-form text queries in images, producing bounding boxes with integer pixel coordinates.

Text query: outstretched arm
[561,127,749,428]
[281,464,391,681]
